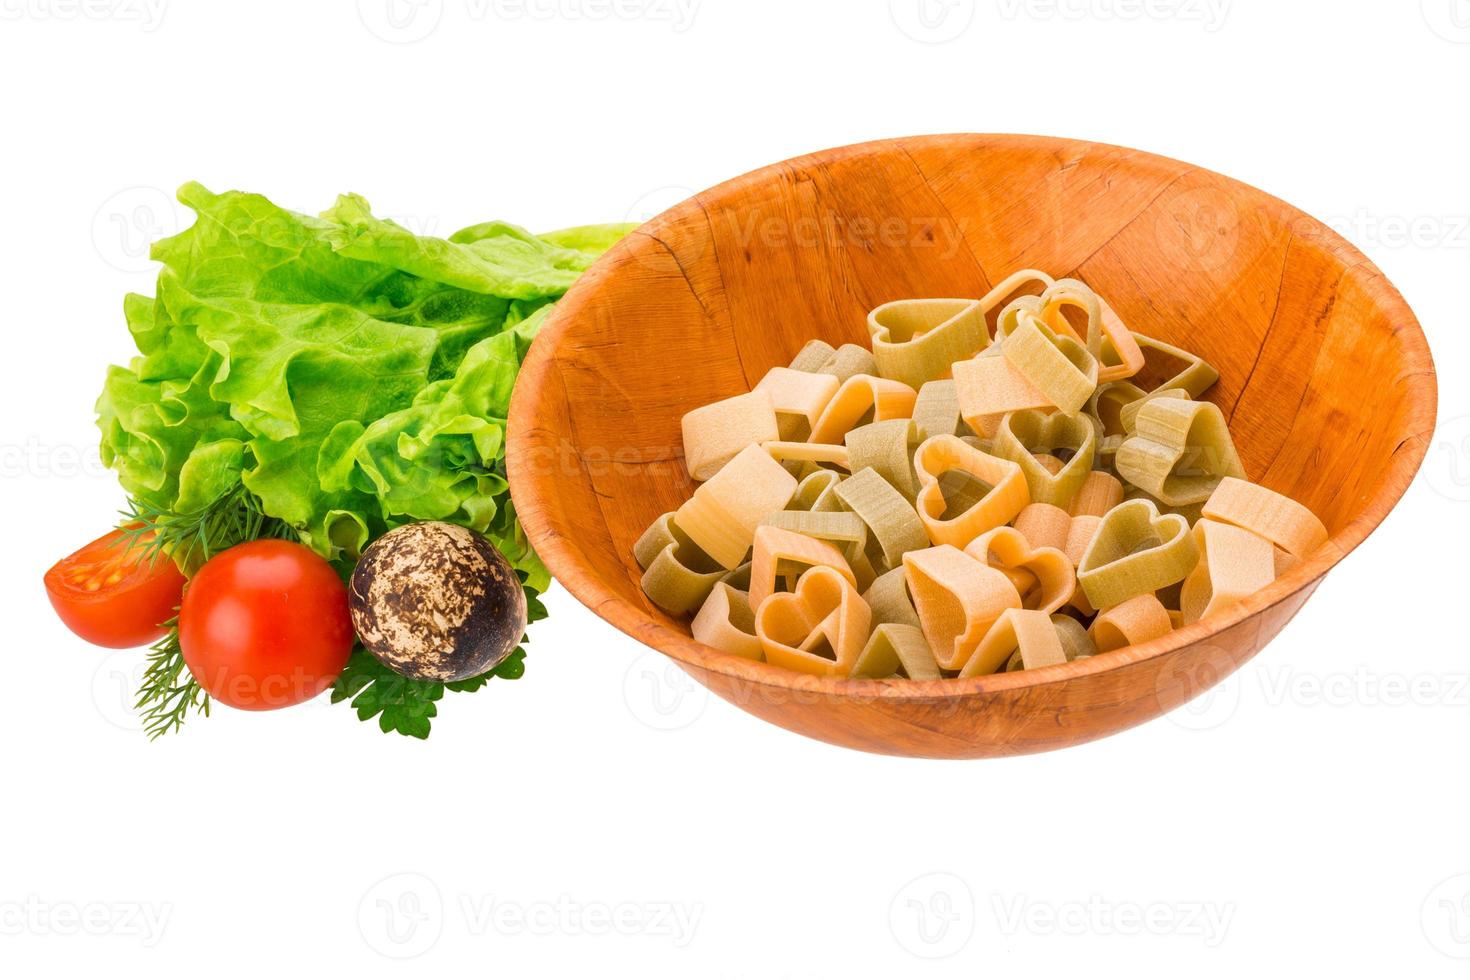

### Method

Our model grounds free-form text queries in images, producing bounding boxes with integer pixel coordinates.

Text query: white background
[2,0,1468,975]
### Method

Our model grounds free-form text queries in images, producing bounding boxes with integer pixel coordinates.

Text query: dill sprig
[136,619,210,740]
[120,483,296,575]
[122,483,298,737]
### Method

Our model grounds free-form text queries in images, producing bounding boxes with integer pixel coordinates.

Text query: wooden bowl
[507,134,1436,758]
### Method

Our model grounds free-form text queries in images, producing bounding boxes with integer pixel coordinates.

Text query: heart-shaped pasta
[963,525,1075,616]
[912,434,1030,547]
[991,409,1097,508]
[957,608,1067,678]
[1114,396,1245,506]
[754,565,872,676]
[1077,499,1199,610]
[808,374,917,444]
[868,298,989,388]
[903,544,1021,670]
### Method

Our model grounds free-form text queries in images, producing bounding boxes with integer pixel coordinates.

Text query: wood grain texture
[507,134,1437,759]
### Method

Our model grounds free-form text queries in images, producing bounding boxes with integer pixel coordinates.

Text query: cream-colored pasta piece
[1201,477,1329,561]
[1069,471,1125,517]
[1089,594,1174,653]
[912,435,1030,547]
[788,469,844,513]
[761,509,875,591]
[1179,518,1276,624]
[816,343,879,382]
[754,565,872,677]
[868,298,989,388]
[963,525,1075,616]
[903,544,1021,671]
[952,351,1054,437]
[979,268,1057,332]
[1013,502,1071,552]
[675,444,798,569]
[680,390,780,481]
[851,623,941,680]
[634,512,726,614]
[1000,309,1099,414]
[991,409,1096,508]
[862,567,923,629]
[755,367,841,441]
[691,583,762,661]
[834,467,931,571]
[747,524,857,611]
[845,418,921,500]
[763,440,851,471]
[957,608,1066,678]
[1088,381,1147,437]
[1114,397,1245,506]
[808,374,918,445]
[912,379,963,442]
[1077,499,1199,610]
[789,339,837,373]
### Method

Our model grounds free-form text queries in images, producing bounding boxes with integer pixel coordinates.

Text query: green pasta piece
[789,339,837,373]
[1000,311,1098,414]
[1117,332,1221,398]
[788,468,844,512]
[991,409,1096,508]
[912,379,963,442]
[1077,499,1199,610]
[634,512,726,614]
[817,343,879,382]
[868,298,988,388]
[720,561,753,591]
[761,509,871,574]
[862,566,922,629]
[834,467,930,572]
[1088,381,1148,437]
[845,418,921,501]
[851,624,941,680]
[1119,387,1189,433]
[1115,397,1245,506]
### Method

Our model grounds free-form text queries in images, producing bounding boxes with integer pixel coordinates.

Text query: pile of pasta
[634,270,1327,680]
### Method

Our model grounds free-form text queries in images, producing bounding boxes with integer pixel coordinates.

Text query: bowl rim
[508,132,1439,699]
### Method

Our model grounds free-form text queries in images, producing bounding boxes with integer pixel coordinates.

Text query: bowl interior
[508,134,1435,686]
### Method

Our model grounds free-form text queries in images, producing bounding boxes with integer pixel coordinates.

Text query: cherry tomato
[178,539,354,711]
[45,526,186,649]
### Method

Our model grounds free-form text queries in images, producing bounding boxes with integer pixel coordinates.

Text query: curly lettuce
[98,182,632,589]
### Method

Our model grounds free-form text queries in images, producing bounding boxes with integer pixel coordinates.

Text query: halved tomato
[44,526,186,649]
